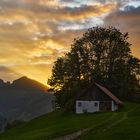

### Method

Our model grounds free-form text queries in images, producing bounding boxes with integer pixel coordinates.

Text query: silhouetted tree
[48,27,140,109]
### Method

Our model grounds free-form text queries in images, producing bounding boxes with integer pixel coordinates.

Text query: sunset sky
[0,0,140,85]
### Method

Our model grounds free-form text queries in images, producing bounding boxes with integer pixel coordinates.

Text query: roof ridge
[95,83,123,105]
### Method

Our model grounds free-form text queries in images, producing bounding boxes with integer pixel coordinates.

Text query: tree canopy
[48,27,140,109]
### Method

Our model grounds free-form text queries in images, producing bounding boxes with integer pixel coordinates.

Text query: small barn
[76,83,123,114]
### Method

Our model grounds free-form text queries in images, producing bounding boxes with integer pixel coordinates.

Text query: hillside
[0,102,140,140]
[0,77,54,132]
[0,90,54,122]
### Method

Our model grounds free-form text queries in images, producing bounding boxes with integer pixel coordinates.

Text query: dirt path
[54,104,140,140]
[53,113,115,140]
[103,104,140,131]
[54,128,90,140]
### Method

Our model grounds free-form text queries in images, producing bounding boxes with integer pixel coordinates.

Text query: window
[83,109,87,113]
[94,102,98,107]
[78,102,82,107]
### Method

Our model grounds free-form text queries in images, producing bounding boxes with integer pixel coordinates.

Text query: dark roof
[95,83,123,105]
[76,83,123,105]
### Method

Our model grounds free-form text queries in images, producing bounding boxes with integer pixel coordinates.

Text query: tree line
[48,27,140,110]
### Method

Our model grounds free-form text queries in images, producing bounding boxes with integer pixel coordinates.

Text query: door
[99,101,112,111]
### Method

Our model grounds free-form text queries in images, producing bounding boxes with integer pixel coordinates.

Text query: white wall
[76,100,99,114]
[76,100,119,114]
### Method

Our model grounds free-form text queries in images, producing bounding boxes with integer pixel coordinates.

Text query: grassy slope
[0,102,140,140]
[78,102,140,140]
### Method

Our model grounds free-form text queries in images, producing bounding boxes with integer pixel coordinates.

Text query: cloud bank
[0,0,139,84]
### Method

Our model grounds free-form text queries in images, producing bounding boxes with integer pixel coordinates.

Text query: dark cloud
[104,6,140,57]
[0,0,115,21]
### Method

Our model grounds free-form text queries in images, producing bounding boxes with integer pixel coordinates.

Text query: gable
[76,84,112,101]
[76,83,123,105]
[95,83,123,105]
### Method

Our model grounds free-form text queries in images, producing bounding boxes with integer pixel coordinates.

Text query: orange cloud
[0,0,139,84]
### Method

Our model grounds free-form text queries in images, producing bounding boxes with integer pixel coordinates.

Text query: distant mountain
[11,76,48,91]
[0,77,54,132]
[0,79,10,88]
[0,76,48,91]
[0,79,4,87]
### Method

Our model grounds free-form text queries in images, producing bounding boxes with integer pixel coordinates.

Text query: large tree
[48,27,140,109]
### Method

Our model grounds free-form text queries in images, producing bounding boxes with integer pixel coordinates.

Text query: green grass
[0,102,140,140]
[78,102,140,140]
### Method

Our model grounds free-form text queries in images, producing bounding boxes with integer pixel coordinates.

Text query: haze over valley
[0,77,54,132]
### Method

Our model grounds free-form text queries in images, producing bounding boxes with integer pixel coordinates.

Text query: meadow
[0,102,140,140]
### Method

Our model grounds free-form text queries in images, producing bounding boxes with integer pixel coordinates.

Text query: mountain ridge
[0,76,54,132]
[0,76,48,91]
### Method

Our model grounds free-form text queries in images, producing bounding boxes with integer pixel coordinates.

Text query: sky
[0,0,140,85]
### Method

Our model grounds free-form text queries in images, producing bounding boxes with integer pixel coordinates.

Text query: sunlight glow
[0,0,139,84]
